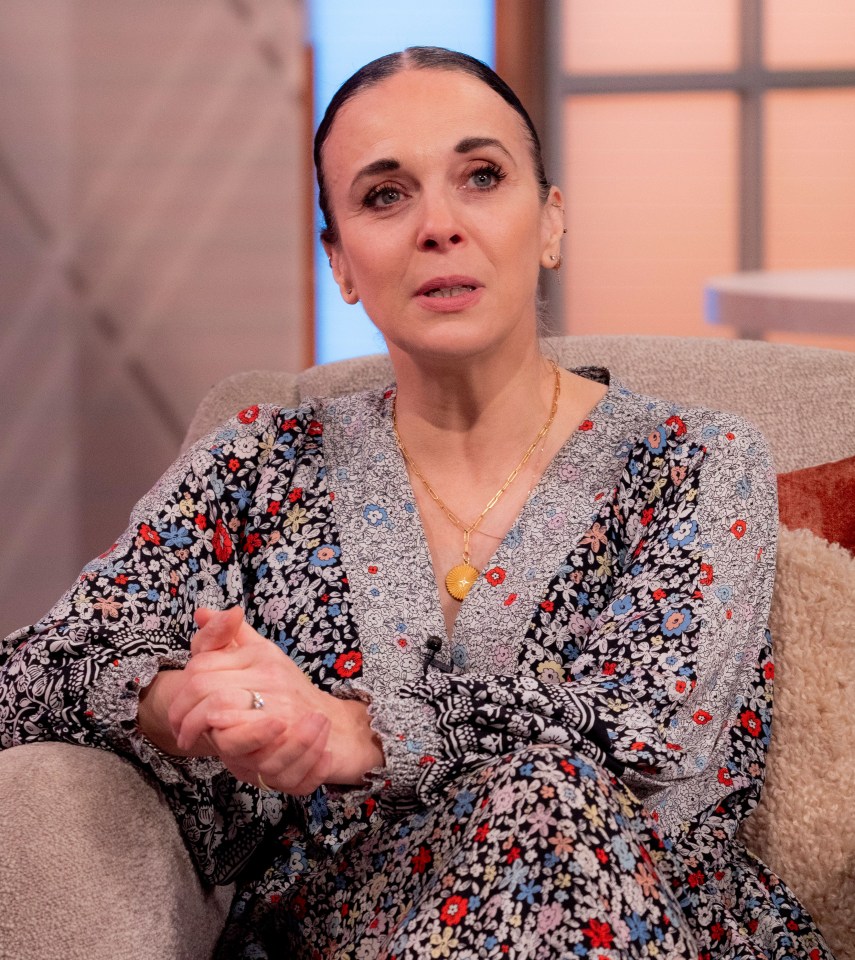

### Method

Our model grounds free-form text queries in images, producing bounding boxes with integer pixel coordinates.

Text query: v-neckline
[393,372,616,643]
[320,368,629,690]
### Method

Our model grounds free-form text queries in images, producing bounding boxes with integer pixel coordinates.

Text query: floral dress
[0,369,835,960]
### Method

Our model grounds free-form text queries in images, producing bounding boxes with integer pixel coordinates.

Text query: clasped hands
[141,607,382,795]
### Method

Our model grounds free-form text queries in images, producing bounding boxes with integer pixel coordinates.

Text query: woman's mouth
[424,284,477,298]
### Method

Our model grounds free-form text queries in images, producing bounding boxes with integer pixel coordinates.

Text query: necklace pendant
[445,562,480,601]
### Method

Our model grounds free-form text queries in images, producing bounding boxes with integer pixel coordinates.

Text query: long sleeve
[373,411,777,825]
[0,403,305,882]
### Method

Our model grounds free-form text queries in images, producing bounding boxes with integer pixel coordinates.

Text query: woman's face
[321,68,564,363]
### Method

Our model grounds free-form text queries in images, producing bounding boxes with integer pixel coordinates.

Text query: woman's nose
[416,191,465,252]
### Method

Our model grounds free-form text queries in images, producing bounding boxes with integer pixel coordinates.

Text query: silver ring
[257,772,272,793]
[250,690,265,710]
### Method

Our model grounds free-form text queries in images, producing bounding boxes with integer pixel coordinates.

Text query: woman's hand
[163,607,383,794]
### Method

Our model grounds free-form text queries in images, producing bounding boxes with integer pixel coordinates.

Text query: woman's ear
[322,239,359,304]
[539,185,566,271]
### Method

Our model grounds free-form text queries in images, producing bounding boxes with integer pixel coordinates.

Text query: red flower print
[439,895,468,926]
[139,524,161,545]
[665,415,687,436]
[699,562,714,586]
[267,501,281,516]
[506,846,521,863]
[693,710,712,725]
[540,600,554,612]
[652,588,667,601]
[410,845,432,874]
[640,507,654,527]
[212,519,233,562]
[602,662,616,676]
[237,405,259,424]
[764,661,775,680]
[334,650,362,678]
[485,566,506,586]
[474,822,490,842]
[228,458,240,472]
[195,514,207,529]
[582,918,614,948]
[578,419,594,431]
[503,593,517,607]
[115,574,128,585]
[307,420,323,436]
[289,488,303,502]
[595,847,608,864]
[730,519,747,539]
[367,565,378,575]
[740,709,762,737]
[687,869,705,887]
[717,767,734,787]
[282,418,297,431]
[243,532,262,554]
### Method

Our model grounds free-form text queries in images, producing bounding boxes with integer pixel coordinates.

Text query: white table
[704,268,855,339]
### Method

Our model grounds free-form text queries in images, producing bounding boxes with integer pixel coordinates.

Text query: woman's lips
[415,276,484,313]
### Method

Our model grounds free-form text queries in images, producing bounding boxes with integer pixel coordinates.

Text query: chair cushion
[739,526,855,958]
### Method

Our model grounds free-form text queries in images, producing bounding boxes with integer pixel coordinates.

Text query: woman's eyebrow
[350,158,399,190]
[454,137,512,159]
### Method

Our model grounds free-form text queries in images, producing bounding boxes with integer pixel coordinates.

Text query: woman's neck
[390,341,555,477]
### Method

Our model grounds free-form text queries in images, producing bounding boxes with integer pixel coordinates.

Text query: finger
[174,684,258,751]
[255,713,331,793]
[208,714,288,758]
[191,606,244,656]
[290,747,334,795]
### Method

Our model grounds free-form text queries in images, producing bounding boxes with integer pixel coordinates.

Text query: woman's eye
[364,185,402,208]
[467,165,505,190]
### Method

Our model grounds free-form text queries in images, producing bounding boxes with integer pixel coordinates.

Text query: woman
[0,48,834,959]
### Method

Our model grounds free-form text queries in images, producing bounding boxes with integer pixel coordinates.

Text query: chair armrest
[0,743,232,960]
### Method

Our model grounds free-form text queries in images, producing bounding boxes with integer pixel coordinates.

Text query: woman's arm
[0,403,312,882]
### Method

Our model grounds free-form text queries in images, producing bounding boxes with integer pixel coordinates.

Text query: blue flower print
[309,543,341,567]
[736,475,753,499]
[363,503,388,527]
[666,518,697,549]
[611,595,633,616]
[661,607,693,637]
[163,523,193,548]
[643,425,667,454]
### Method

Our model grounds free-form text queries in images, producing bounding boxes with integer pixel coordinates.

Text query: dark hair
[313,46,551,245]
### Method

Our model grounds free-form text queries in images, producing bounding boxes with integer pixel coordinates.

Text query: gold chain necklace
[393,360,561,601]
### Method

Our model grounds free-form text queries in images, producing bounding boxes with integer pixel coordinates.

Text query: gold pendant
[445,563,480,601]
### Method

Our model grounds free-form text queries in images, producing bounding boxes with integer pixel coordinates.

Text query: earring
[328,257,332,268]
[549,255,562,270]
[346,288,353,295]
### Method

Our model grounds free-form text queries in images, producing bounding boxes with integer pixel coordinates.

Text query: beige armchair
[2,336,853,960]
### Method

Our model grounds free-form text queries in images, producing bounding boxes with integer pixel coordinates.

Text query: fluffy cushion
[777,454,855,555]
[740,526,855,959]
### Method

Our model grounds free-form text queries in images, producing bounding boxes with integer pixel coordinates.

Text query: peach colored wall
[559,0,855,353]
[0,1,309,638]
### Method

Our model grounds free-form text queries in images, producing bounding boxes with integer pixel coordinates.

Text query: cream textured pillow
[740,526,855,960]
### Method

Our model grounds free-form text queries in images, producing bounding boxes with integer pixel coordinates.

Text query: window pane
[765,90,855,270]
[562,0,738,74]
[562,93,738,337]
[765,0,855,70]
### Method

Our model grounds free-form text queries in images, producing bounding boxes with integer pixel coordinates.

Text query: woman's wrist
[138,669,212,758]
[326,695,385,786]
